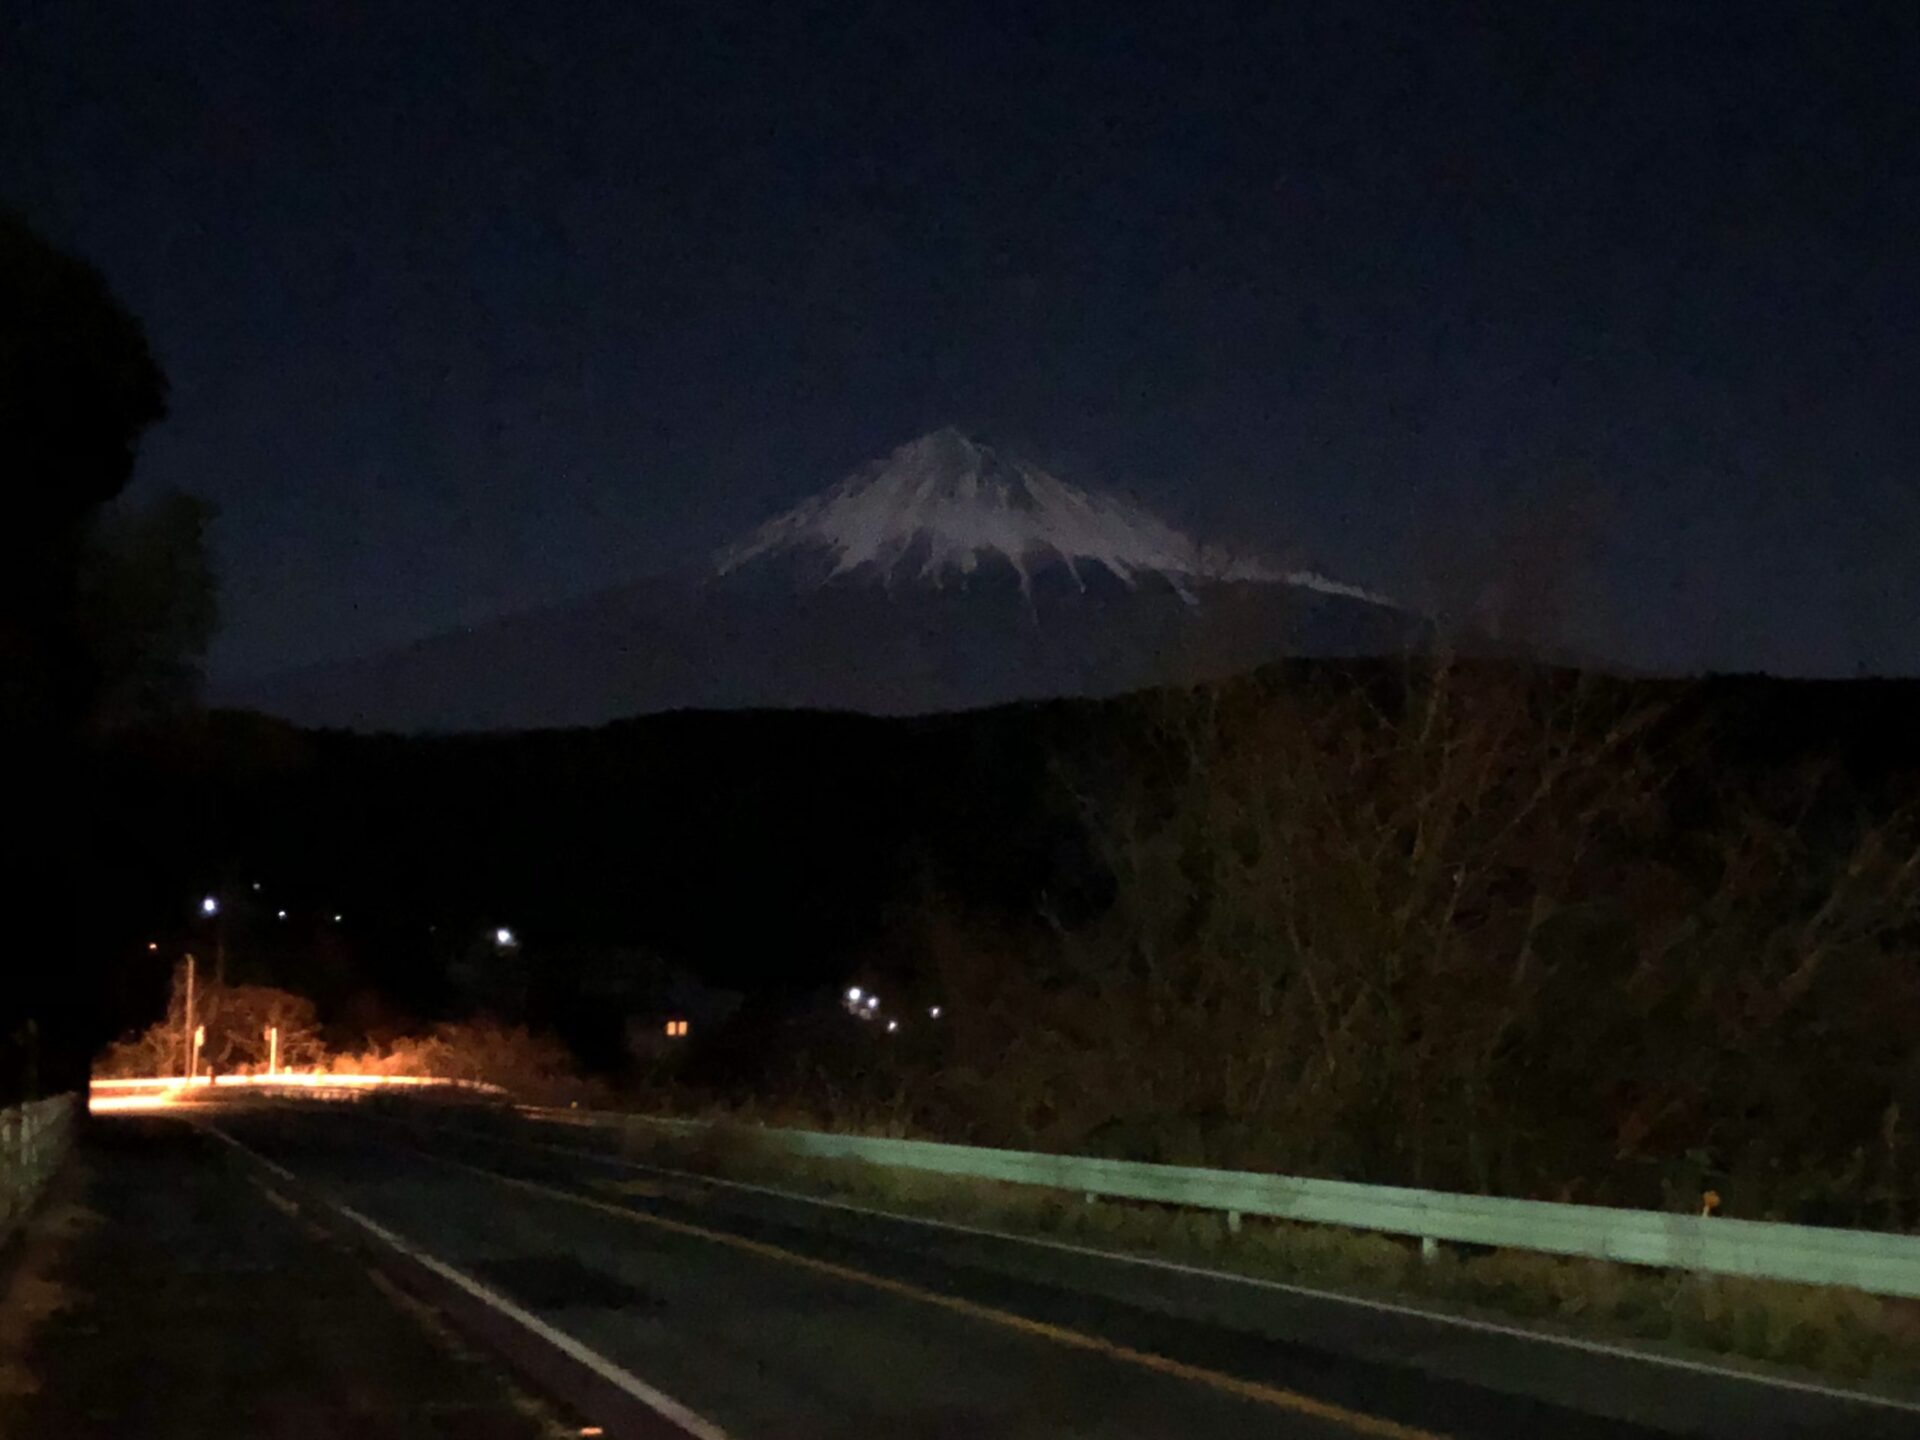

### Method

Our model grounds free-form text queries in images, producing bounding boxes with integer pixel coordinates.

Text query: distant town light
[885,1019,899,1033]
[146,942,158,952]
[200,895,219,916]
[276,910,287,920]
[664,1019,689,1038]
[332,913,343,923]
[864,995,879,1010]
[928,1005,942,1019]
[846,986,863,1002]
[251,882,262,893]
[495,926,516,947]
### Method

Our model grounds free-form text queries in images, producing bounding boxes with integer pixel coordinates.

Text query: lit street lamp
[495,927,517,948]
[198,895,227,981]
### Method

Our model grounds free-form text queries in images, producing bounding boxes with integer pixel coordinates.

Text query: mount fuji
[231,430,1415,732]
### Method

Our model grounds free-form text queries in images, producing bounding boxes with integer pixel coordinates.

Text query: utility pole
[181,953,196,1080]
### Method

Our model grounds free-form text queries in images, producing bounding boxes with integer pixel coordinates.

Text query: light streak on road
[88,1071,507,1113]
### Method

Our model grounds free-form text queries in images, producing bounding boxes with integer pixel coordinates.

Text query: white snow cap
[717,428,1389,604]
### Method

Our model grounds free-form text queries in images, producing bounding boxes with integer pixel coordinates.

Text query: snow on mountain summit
[716,428,1389,604]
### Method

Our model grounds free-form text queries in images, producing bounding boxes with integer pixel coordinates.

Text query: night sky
[8,2,1918,683]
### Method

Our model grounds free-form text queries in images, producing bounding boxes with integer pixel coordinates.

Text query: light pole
[200,894,229,984]
[181,952,196,1080]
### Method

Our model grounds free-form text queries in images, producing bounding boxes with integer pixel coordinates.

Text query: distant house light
[495,926,517,947]
[664,1019,689,1038]
[846,986,863,1002]
[200,896,219,916]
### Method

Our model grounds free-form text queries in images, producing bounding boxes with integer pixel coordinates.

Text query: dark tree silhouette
[1,210,170,1102]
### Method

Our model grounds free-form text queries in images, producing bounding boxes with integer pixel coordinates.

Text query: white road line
[204,1122,299,1182]
[446,1114,1920,1419]
[201,1119,734,1440]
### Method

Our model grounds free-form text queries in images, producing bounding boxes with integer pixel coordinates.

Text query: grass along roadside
[581,1115,1920,1392]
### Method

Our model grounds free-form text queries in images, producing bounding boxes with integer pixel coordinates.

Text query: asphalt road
[1,1116,564,1440]
[176,1100,1920,1440]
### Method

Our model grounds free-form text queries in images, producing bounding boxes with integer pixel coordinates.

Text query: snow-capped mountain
[717,428,1386,605]
[229,430,1414,732]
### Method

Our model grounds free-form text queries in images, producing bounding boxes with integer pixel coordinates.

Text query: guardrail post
[1227,1209,1242,1235]
[1421,1236,1441,1264]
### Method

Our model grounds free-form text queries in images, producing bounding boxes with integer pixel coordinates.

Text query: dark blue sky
[8,2,1919,680]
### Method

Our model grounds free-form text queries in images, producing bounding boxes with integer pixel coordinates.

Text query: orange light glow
[88,1085,185,1114]
[88,1072,507,1112]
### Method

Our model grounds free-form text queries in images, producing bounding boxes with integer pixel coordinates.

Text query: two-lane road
[183,1101,1920,1439]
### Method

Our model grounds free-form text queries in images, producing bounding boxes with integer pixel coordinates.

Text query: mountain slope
[719,428,1386,604]
[228,430,1411,731]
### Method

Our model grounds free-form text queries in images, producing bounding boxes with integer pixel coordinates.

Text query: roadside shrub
[336,1018,595,1103]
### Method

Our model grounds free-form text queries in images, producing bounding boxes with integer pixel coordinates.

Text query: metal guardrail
[553,1109,1920,1301]
[1,1094,78,1242]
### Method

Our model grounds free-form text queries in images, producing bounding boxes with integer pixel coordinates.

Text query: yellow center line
[410,1143,1447,1440]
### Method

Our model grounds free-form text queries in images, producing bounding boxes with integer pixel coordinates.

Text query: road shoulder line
[201,1119,732,1440]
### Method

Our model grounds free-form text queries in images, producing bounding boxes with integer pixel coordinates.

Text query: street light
[846,986,863,1003]
[495,927,517,948]
[198,895,228,983]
